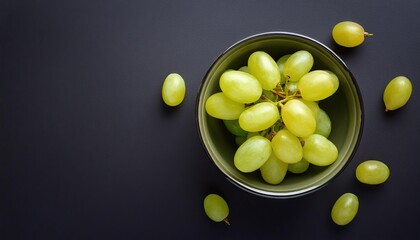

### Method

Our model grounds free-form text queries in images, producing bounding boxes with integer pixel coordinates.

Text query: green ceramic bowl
[196,32,363,198]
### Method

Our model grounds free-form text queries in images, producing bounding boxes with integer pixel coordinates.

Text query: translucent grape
[203,194,230,225]
[205,92,245,120]
[238,66,249,73]
[302,134,338,166]
[220,70,263,104]
[331,193,359,226]
[223,119,248,137]
[161,73,186,106]
[285,81,298,95]
[234,136,272,173]
[271,129,303,164]
[298,70,338,101]
[356,160,390,185]
[288,159,310,174]
[332,21,371,48]
[239,102,279,132]
[283,50,314,82]
[383,76,412,111]
[314,108,332,138]
[276,54,291,85]
[297,98,319,118]
[281,99,316,138]
[260,153,288,185]
[248,51,281,90]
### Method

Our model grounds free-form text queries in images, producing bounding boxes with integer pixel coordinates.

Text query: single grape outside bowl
[196,32,364,198]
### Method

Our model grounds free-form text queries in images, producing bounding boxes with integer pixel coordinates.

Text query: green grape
[297,98,319,118]
[271,129,303,164]
[161,73,186,106]
[288,159,310,174]
[203,194,230,225]
[235,135,247,146]
[219,70,263,104]
[332,21,372,48]
[239,102,279,132]
[331,193,359,226]
[356,160,390,185]
[383,76,412,111]
[298,70,338,101]
[260,153,288,185]
[248,51,281,90]
[285,81,298,95]
[205,92,245,120]
[223,119,248,137]
[276,54,291,85]
[238,66,249,73]
[326,70,340,93]
[246,131,259,139]
[302,134,338,166]
[314,108,332,138]
[234,136,272,173]
[283,50,314,82]
[281,99,316,138]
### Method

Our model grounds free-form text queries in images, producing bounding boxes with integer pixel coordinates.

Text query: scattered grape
[331,193,359,226]
[203,194,230,225]
[161,73,186,106]
[383,76,412,111]
[356,160,390,185]
[332,21,372,47]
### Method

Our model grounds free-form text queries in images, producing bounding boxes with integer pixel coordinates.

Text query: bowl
[196,32,364,198]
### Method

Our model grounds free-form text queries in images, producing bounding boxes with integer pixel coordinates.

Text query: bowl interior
[197,32,363,198]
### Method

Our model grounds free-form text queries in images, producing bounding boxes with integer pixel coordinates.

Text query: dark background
[1,0,419,239]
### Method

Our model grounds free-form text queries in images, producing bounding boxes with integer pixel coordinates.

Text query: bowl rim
[196,31,364,198]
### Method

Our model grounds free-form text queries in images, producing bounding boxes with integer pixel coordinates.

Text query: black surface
[1,0,420,239]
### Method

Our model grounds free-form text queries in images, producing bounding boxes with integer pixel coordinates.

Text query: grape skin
[383,76,412,111]
[161,73,186,106]
[331,193,359,226]
[332,21,369,47]
[356,160,390,185]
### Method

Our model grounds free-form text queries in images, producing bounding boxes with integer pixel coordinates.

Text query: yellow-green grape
[297,98,319,118]
[246,131,259,139]
[161,73,186,106]
[314,108,332,138]
[288,159,310,174]
[223,119,248,137]
[356,160,390,185]
[219,70,262,104]
[281,99,316,138]
[276,54,291,85]
[383,76,412,111]
[248,51,281,90]
[239,102,279,132]
[234,136,272,173]
[271,129,303,164]
[298,70,339,101]
[238,66,249,73]
[205,92,245,120]
[285,81,298,95]
[332,21,372,47]
[283,50,314,82]
[302,134,338,166]
[260,153,288,185]
[203,194,230,225]
[331,193,359,226]
[326,70,340,93]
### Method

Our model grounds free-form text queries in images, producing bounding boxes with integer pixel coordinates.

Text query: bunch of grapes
[205,50,340,184]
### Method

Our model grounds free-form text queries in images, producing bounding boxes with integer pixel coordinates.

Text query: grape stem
[364,32,373,37]
[223,218,230,225]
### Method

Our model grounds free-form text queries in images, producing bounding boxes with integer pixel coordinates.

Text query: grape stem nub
[223,218,230,225]
[364,32,373,37]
